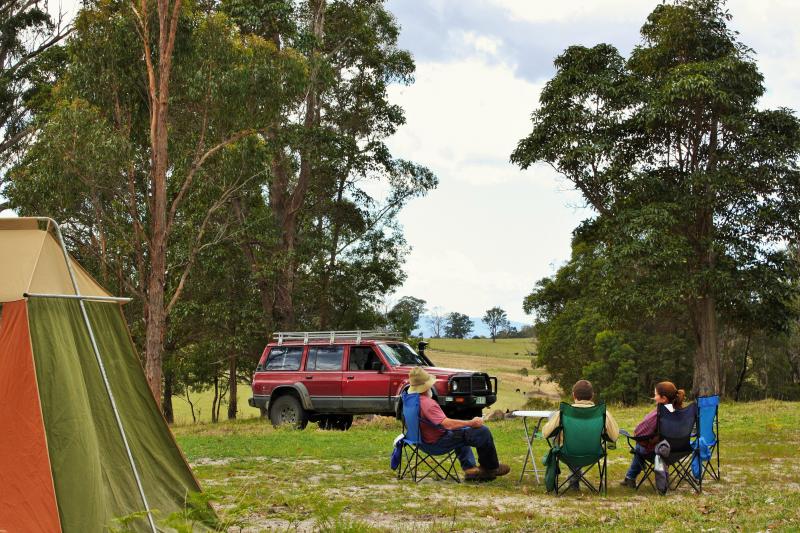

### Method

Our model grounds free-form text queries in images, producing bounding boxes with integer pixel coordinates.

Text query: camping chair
[397,392,460,483]
[545,402,608,495]
[694,395,720,481]
[621,403,701,494]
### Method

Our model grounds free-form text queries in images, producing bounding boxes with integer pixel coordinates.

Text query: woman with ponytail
[620,381,686,488]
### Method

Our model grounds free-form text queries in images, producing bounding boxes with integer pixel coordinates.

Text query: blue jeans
[424,426,499,471]
[626,444,654,480]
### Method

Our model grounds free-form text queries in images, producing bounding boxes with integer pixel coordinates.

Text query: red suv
[248,331,497,430]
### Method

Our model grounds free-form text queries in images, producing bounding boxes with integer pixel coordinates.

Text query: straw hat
[408,367,436,393]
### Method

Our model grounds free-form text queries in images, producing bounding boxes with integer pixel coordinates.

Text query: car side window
[306,345,344,371]
[349,346,380,371]
[264,346,303,371]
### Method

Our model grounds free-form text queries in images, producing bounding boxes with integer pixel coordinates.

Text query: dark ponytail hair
[656,381,685,409]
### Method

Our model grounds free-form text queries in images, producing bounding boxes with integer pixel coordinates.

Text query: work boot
[620,477,637,489]
[463,467,482,481]
[489,464,511,477]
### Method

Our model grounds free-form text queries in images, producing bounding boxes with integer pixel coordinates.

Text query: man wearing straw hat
[408,367,511,481]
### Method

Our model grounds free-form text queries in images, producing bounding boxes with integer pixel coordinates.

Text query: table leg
[531,417,546,484]
[519,417,536,484]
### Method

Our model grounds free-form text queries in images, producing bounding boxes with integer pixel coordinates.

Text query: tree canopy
[513,0,800,398]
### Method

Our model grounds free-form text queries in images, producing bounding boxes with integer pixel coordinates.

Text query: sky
[4,0,800,325]
[383,0,800,323]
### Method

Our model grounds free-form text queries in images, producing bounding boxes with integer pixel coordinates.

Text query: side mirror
[370,361,385,372]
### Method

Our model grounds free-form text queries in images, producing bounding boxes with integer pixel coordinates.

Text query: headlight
[451,381,458,391]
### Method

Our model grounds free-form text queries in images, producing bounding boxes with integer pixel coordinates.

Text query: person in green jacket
[542,380,619,490]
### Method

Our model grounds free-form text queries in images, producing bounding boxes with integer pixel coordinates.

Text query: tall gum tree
[512,0,800,395]
[6,1,307,400]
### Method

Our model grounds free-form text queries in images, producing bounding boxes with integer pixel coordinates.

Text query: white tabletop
[511,410,554,418]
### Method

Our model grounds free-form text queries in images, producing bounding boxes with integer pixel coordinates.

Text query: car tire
[269,395,308,429]
[318,415,353,431]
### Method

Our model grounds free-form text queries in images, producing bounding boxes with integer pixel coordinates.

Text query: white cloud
[489,0,652,24]
[387,52,588,322]
[389,56,545,187]
[459,31,502,56]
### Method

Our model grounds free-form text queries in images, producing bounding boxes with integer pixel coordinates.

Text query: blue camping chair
[397,392,460,483]
[693,395,720,481]
[621,403,702,494]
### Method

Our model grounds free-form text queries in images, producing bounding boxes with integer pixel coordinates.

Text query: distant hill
[414,315,530,339]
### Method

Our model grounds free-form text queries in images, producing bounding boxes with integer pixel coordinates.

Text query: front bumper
[439,394,497,410]
[248,395,269,409]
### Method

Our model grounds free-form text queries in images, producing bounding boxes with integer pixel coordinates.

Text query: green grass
[173,400,800,532]
[426,338,536,358]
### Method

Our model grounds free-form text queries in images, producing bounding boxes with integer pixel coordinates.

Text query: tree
[445,312,472,339]
[0,0,70,183]
[223,0,436,331]
[387,296,426,338]
[512,0,800,395]
[6,1,307,401]
[428,307,446,338]
[483,307,509,343]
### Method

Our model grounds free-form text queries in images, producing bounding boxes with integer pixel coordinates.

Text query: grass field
[166,341,799,531]
[426,338,536,358]
[174,400,800,532]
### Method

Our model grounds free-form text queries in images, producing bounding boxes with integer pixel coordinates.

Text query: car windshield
[379,343,427,366]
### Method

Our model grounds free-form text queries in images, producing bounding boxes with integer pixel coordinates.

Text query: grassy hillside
[426,337,536,358]
[173,400,800,531]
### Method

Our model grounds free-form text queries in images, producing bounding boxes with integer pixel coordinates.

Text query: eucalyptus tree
[445,312,473,339]
[512,0,800,395]
[6,0,307,399]
[0,0,70,179]
[482,307,509,343]
[223,0,436,331]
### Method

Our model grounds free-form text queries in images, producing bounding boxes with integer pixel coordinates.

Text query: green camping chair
[545,402,608,495]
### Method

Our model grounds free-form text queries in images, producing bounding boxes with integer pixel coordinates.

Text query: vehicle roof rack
[273,330,402,345]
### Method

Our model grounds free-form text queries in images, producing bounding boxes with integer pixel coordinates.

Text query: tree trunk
[137,0,182,401]
[690,293,720,396]
[211,373,219,423]
[144,226,166,400]
[228,353,238,420]
[162,362,174,424]
[270,0,326,329]
[733,334,751,401]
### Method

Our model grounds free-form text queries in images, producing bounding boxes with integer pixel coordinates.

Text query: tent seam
[22,300,65,533]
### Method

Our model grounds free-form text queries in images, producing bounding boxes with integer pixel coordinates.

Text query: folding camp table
[512,410,554,484]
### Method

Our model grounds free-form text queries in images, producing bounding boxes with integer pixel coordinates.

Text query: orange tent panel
[0,300,62,533]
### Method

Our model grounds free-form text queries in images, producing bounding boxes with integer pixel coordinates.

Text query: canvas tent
[0,218,205,532]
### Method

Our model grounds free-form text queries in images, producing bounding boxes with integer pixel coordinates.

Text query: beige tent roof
[0,218,112,303]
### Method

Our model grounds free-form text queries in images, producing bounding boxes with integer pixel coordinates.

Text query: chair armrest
[619,429,632,438]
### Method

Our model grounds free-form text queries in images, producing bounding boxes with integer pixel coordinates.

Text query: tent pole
[45,218,158,533]
[24,293,133,303]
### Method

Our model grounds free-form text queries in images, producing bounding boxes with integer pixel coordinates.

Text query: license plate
[475,397,486,405]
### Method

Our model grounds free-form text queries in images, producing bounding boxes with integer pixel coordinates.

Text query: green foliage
[444,311,472,339]
[482,307,510,342]
[387,296,426,338]
[513,0,800,397]
[4,0,435,410]
[584,330,639,404]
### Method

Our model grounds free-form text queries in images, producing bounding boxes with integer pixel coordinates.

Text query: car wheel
[332,415,353,431]
[269,395,308,429]
[318,415,353,431]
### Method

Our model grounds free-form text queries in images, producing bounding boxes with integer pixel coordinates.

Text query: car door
[257,345,305,397]
[342,345,392,413]
[303,345,344,412]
